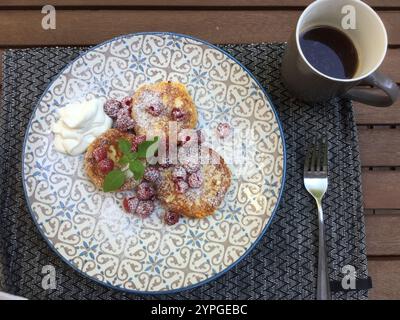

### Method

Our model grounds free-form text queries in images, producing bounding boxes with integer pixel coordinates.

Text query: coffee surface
[299,26,359,79]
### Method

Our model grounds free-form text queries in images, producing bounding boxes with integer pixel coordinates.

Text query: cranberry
[188,171,203,188]
[121,96,132,109]
[130,141,138,152]
[184,162,200,174]
[93,146,107,162]
[179,130,205,147]
[117,107,129,118]
[136,182,156,200]
[122,196,139,214]
[135,200,154,218]
[164,211,180,226]
[135,135,146,145]
[179,134,191,146]
[216,122,231,139]
[171,108,187,121]
[178,132,193,147]
[172,166,187,181]
[131,135,147,152]
[143,166,160,183]
[104,99,122,119]
[175,180,189,194]
[115,109,135,131]
[98,158,114,174]
[146,102,163,116]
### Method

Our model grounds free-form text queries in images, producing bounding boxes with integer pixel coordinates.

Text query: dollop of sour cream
[52,98,112,156]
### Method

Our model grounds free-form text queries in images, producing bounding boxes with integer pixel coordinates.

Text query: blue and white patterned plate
[22,33,286,293]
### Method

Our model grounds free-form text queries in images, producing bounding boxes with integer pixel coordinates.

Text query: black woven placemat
[0,43,368,300]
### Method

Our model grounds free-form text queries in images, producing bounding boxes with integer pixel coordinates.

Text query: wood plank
[352,48,399,125]
[354,101,400,125]
[0,0,398,8]
[380,48,400,84]
[0,10,299,46]
[362,170,400,209]
[0,50,2,94]
[358,127,400,167]
[368,258,400,299]
[373,209,400,214]
[366,214,400,256]
[0,10,399,46]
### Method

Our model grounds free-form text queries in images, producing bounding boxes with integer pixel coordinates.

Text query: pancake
[156,146,231,218]
[130,81,197,138]
[84,129,138,191]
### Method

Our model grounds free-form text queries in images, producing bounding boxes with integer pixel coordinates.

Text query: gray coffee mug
[281,0,399,107]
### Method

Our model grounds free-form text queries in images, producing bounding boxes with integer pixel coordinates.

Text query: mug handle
[345,71,399,107]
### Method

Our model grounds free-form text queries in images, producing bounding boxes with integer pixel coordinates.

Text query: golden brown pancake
[84,129,138,191]
[130,81,197,138]
[156,146,231,218]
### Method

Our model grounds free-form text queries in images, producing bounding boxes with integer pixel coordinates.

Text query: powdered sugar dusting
[130,82,197,138]
[132,90,168,136]
[156,145,231,218]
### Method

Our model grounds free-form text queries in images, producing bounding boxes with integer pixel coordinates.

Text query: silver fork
[304,139,331,300]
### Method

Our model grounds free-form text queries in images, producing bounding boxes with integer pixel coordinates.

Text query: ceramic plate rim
[21,32,287,295]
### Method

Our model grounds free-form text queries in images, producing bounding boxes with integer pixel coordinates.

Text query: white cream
[52,98,112,156]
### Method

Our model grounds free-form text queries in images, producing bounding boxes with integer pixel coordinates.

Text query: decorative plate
[22,32,286,293]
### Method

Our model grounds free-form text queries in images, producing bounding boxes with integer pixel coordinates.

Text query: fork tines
[304,139,328,174]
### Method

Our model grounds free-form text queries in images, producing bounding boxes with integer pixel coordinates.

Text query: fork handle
[316,201,331,300]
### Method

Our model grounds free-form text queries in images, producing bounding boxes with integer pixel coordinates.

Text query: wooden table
[0,0,399,300]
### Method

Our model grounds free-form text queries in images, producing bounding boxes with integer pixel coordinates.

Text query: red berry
[104,99,122,119]
[130,141,138,152]
[93,146,108,162]
[123,196,139,214]
[143,166,160,183]
[121,96,132,109]
[171,108,187,121]
[146,102,163,116]
[135,135,146,145]
[172,166,187,181]
[175,180,189,194]
[188,171,203,188]
[164,211,180,225]
[179,134,191,145]
[178,132,193,147]
[117,107,129,117]
[216,122,231,139]
[135,200,154,218]
[184,162,200,174]
[98,158,114,174]
[136,182,156,200]
[131,135,147,152]
[115,109,135,131]
[178,130,205,147]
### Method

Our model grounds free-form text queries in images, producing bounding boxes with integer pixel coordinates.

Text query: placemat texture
[0,44,368,300]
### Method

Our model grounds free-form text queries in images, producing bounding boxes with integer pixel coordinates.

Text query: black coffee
[299,26,359,79]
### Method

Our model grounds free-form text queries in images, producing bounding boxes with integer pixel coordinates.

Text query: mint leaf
[137,136,159,159]
[129,159,145,180]
[103,169,125,192]
[119,154,132,165]
[118,139,132,155]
